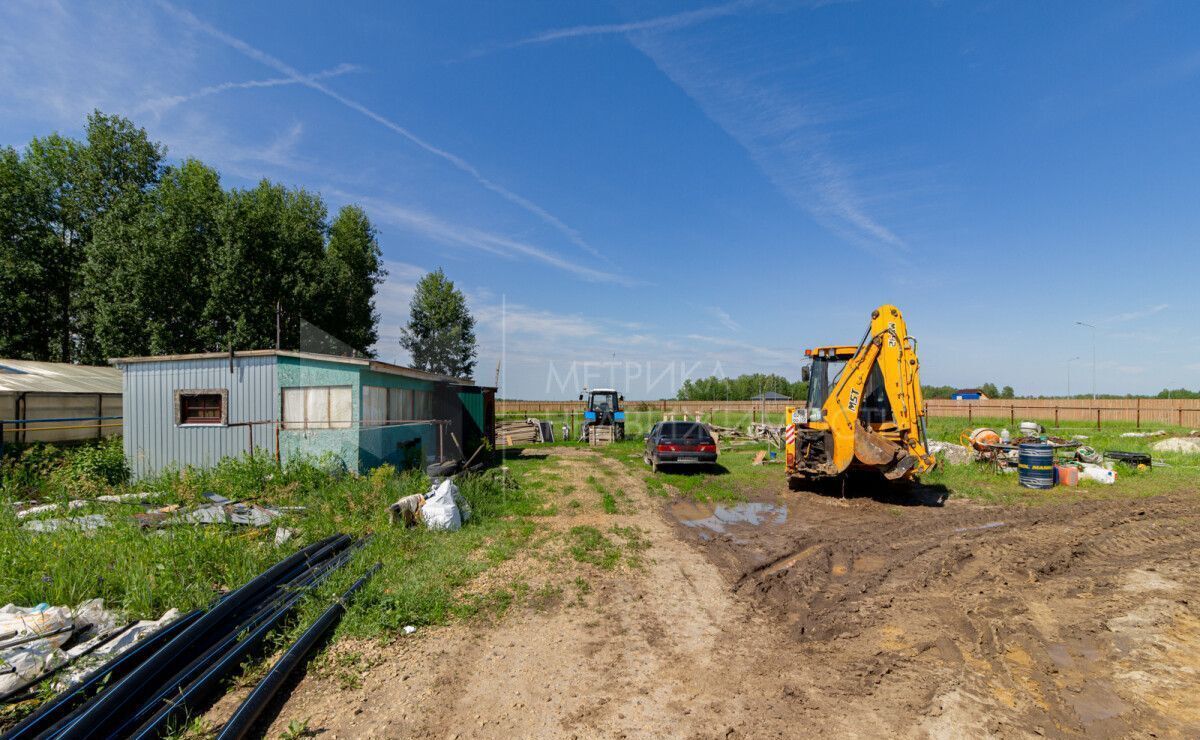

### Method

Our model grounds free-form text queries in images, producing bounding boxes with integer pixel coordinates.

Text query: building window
[281,386,352,429]
[363,386,388,426]
[176,390,227,425]
[414,389,433,420]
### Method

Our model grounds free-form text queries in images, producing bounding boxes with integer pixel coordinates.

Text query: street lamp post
[1067,356,1080,397]
[1075,321,1096,400]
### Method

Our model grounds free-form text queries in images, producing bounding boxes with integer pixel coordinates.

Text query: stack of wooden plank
[588,425,615,446]
[497,418,555,446]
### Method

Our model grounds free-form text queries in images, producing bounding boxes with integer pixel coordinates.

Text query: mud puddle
[669,499,787,540]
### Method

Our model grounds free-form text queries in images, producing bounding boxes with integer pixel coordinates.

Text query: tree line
[922,383,1015,399]
[1,111,384,364]
[677,374,808,401]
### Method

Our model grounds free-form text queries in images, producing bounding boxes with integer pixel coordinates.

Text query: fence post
[1054,407,1059,427]
[1180,408,1185,427]
[1096,408,1101,430]
[1010,405,1015,426]
[1136,399,1140,429]
[968,405,972,424]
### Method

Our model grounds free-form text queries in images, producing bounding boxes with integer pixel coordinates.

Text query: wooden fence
[497,398,1200,429]
[925,399,1200,428]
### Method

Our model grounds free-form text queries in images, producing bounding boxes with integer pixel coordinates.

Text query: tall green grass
[1,451,549,637]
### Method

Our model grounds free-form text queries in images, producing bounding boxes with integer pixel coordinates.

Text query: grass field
[1,447,554,638]
[500,413,1200,506]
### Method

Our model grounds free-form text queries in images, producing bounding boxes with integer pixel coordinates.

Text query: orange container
[1055,465,1079,487]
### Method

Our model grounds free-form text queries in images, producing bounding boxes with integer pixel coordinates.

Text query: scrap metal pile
[3,535,378,740]
[927,421,1173,487]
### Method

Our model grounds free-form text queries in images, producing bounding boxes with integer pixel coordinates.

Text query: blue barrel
[1018,443,1055,489]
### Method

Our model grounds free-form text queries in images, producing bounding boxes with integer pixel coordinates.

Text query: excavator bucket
[853,424,900,466]
[853,424,918,480]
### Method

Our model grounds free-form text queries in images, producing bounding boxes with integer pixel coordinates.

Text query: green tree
[315,205,385,355]
[207,180,327,351]
[1000,385,1015,399]
[0,147,57,359]
[23,111,163,361]
[979,382,999,399]
[676,373,804,401]
[400,269,476,378]
[83,159,224,358]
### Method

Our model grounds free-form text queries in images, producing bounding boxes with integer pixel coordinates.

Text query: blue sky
[2,0,1198,398]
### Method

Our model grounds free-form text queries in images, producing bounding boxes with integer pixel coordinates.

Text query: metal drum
[1018,443,1055,489]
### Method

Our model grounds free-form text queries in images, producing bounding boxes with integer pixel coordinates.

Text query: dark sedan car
[644,421,718,471]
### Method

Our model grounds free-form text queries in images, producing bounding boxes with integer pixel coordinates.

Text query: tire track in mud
[680,492,1200,736]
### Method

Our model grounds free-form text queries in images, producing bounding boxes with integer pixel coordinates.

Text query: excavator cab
[786,305,935,484]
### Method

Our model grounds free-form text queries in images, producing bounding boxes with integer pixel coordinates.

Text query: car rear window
[659,422,709,440]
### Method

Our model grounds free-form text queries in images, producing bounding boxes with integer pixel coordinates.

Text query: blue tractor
[578,388,625,441]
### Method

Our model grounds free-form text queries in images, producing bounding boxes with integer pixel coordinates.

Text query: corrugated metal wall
[123,356,278,479]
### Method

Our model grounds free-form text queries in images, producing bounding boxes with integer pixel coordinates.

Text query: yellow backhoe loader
[785,304,936,485]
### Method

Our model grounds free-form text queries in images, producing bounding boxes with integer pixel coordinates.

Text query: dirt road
[233,449,1199,739]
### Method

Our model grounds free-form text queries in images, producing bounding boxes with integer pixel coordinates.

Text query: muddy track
[682,492,1200,737]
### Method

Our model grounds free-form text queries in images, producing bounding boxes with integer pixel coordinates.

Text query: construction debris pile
[703,422,785,448]
[0,599,178,704]
[3,535,379,740]
[496,418,556,446]
[926,420,1200,489]
[12,491,294,534]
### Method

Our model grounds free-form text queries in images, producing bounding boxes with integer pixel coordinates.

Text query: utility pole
[1067,356,1080,397]
[1075,321,1096,400]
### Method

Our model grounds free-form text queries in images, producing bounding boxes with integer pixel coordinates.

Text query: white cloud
[1103,303,1169,324]
[709,306,740,331]
[337,192,637,285]
[156,0,607,262]
[136,63,360,119]
[632,31,906,255]
[485,0,756,52]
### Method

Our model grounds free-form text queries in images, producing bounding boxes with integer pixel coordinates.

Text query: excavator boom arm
[786,305,935,481]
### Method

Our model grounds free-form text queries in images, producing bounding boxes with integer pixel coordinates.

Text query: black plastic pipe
[113,545,358,737]
[215,562,382,740]
[126,549,363,739]
[49,535,349,739]
[1,609,202,740]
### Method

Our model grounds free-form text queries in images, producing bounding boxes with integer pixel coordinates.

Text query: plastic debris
[22,514,111,533]
[135,501,282,528]
[1080,465,1117,484]
[1120,430,1165,438]
[928,440,971,465]
[274,527,296,546]
[0,599,131,700]
[403,625,417,635]
[1151,437,1200,454]
[423,479,463,531]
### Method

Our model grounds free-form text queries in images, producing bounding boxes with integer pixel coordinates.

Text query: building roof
[953,388,984,395]
[0,359,123,394]
[750,391,792,400]
[110,349,492,389]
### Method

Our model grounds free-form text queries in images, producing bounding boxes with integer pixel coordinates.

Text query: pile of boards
[497,418,555,446]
